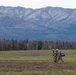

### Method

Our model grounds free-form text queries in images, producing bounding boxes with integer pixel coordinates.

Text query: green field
[0,71,76,75]
[0,50,76,62]
[0,50,76,75]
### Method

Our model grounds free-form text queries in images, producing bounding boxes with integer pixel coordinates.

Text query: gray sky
[0,0,76,9]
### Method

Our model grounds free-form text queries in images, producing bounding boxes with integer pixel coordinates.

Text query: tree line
[0,39,76,51]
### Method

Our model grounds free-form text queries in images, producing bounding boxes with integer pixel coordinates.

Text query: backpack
[60,51,65,56]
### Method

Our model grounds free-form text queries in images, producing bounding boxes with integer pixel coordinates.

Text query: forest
[0,39,76,50]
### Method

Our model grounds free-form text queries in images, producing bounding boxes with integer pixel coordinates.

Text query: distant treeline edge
[0,39,76,50]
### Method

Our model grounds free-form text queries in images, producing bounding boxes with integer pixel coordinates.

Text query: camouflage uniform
[52,49,59,63]
[53,49,64,63]
[57,51,64,62]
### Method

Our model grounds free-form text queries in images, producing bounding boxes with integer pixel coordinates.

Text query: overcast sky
[0,0,76,9]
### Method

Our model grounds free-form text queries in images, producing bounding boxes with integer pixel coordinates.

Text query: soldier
[52,49,64,63]
[52,49,59,63]
[57,51,64,62]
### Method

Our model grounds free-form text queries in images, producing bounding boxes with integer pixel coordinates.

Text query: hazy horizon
[0,0,76,9]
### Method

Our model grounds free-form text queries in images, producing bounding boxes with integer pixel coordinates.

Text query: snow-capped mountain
[0,6,76,41]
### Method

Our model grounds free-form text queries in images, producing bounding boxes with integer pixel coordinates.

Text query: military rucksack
[60,51,65,56]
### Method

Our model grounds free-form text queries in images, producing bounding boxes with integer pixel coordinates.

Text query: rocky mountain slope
[0,6,76,41]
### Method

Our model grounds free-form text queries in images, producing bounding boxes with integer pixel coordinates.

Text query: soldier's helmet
[56,49,58,50]
[56,49,59,52]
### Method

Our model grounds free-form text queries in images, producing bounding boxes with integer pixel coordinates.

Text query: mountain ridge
[0,6,76,41]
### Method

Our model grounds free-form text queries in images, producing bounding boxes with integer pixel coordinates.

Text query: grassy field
[0,50,76,62]
[0,50,76,75]
[0,71,76,75]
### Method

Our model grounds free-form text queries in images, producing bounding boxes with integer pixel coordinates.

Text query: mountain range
[0,6,76,41]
